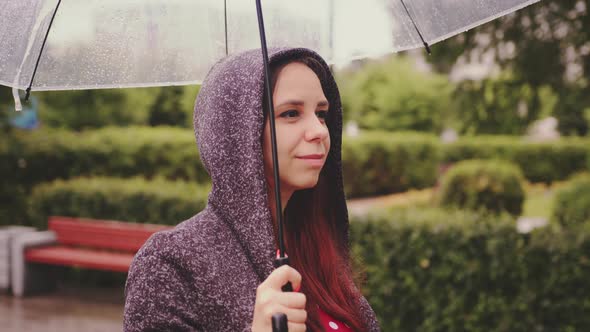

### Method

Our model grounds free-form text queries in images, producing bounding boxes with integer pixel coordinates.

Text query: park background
[1,1,590,330]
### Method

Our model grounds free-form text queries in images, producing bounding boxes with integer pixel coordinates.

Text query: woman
[124,47,380,332]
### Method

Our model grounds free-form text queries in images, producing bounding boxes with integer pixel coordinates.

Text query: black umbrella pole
[255,0,293,294]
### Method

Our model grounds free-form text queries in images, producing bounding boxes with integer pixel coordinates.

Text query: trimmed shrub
[552,174,590,227]
[442,136,590,183]
[342,132,439,197]
[0,182,27,226]
[437,159,525,216]
[0,134,28,224]
[3,127,590,224]
[3,126,208,189]
[350,208,590,331]
[27,177,209,229]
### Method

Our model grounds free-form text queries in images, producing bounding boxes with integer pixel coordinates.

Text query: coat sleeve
[123,234,202,332]
[359,294,381,332]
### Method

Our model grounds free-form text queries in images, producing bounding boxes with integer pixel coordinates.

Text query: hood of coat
[193,47,349,281]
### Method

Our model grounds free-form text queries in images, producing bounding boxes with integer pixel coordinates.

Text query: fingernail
[276,249,288,259]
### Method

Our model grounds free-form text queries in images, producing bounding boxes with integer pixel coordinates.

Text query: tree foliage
[427,0,590,135]
[337,56,453,133]
[0,85,200,130]
[451,74,538,135]
[148,86,186,126]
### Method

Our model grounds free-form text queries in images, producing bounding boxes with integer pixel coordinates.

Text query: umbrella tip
[24,87,31,102]
[424,42,432,55]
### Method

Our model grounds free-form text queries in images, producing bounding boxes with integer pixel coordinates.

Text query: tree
[425,0,590,135]
[337,55,453,133]
[34,88,154,130]
[0,86,12,132]
[452,74,538,135]
[148,86,186,126]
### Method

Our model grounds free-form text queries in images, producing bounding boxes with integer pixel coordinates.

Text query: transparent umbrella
[2,0,540,103]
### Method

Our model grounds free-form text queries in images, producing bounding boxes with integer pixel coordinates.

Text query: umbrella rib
[399,0,431,54]
[25,0,63,101]
[224,0,228,56]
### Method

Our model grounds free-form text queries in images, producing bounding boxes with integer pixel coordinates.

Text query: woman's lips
[297,154,324,159]
[296,154,325,168]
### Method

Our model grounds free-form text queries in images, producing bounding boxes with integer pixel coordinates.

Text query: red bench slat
[48,216,171,252]
[25,246,134,272]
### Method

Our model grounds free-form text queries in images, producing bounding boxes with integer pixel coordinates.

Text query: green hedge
[438,160,525,216]
[2,126,209,188]
[1,127,208,224]
[19,175,590,330]
[2,128,442,202]
[442,136,590,183]
[342,131,440,197]
[552,174,590,227]
[3,128,590,213]
[350,208,590,331]
[26,177,209,229]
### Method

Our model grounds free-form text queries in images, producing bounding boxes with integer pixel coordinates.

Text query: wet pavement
[0,285,124,332]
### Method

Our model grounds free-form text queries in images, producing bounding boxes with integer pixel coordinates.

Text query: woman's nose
[304,114,329,142]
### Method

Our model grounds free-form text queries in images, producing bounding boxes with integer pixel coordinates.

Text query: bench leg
[0,226,35,293]
[11,231,57,297]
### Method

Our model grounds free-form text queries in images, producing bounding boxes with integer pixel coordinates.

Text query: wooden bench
[11,216,172,296]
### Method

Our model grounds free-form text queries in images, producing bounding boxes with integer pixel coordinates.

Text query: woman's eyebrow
[276,100,330,108]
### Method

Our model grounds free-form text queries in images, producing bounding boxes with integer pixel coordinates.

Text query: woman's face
[263,62,331,193]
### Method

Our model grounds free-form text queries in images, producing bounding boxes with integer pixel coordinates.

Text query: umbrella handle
[272,313,288,332]
[269,256,291,332]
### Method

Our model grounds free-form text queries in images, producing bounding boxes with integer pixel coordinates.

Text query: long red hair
[264,56,368,332]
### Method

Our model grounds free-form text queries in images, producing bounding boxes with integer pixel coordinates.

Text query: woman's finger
[287,322,307,332]
[272,304,307,324]
[261,265,302,292]
[275,291,306,310]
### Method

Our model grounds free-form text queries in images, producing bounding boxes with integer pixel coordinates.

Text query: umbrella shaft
[255,0,286,258]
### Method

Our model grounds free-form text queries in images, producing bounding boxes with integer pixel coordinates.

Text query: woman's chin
[290,176,320,191]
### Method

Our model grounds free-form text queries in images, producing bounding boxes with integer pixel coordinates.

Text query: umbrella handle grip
[274,256,293,292]
[272,313,288,332]
[271,253,291,330]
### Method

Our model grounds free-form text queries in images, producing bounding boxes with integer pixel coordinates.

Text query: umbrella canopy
[1,0,539,92]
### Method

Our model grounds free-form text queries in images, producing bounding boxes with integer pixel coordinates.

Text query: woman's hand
[251,265,307,332]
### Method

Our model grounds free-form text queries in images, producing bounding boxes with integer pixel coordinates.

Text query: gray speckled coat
[123,47,380,332]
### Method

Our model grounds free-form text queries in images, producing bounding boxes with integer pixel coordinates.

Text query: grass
[347,188,432,216]
[348,181,568,219]
[521,183,554,218]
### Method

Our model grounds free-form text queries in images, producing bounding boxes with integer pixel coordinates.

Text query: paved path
[347,189,432,216]
[0,285,124,332]
[348,190,550,233]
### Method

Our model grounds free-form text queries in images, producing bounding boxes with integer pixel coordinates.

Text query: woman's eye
[280,110,299,118]
[316,110,328,120]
